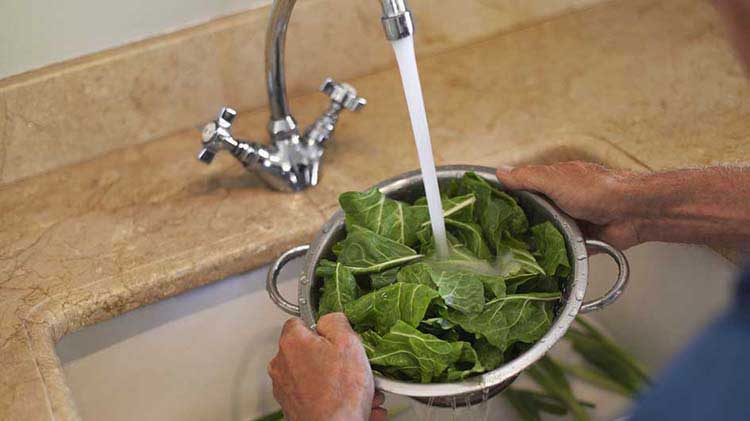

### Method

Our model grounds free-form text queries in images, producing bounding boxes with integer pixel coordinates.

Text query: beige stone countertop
[2,0,749,419]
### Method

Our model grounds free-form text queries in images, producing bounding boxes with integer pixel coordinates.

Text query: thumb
[316,312,356,344]
[496,165,554,192]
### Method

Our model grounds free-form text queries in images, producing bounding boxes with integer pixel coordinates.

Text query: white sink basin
[57,243,736,420]
[57,259,308,421]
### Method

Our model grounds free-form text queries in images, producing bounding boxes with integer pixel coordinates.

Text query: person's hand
[496,161,643,250]
[268,313,386,421]
[498,162,750,250]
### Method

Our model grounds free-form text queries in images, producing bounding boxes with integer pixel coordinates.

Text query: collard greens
[315,172,569,384]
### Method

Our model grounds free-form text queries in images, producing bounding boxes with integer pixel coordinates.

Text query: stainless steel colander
[267,165,629,407]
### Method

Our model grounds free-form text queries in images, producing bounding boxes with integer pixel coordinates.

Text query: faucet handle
[320,78,367,111]
[198,107,239,164]
[305,79,366,146]
[217,107,237,128]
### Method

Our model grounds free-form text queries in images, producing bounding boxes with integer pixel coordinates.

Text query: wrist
[614,170,673,220]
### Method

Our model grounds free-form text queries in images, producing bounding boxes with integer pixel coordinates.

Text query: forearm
[713,0,750,73]
[622,167,750,248]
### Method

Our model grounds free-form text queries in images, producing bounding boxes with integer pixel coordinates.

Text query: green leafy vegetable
[442,292,560,351]
[504,317,650,420]
[453,172,529,246]
[370,267,399,289]
[496,232,547,293]
[336,226,422,274]
[399,259,487,315]
[565,318,651,395]
[396,262,434,287]
[445,219,492,260]
[440,341,485,382]
[414,193,477,224]
[317,263,359,316]
[557,362,633,397]
[429,269,486,315]
[344,282,439,334]
[421,317,456,331]
[339,188,416,245]
[515,276,561,294]
[365,321,465,383]
[531,222,571,277]
[423,245,498,276]
[526,357,590,421]
[475,339,504,371]
[505,389,569,421]
[505,388,595,421]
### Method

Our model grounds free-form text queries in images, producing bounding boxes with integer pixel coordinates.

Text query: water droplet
[481,387,491,421]
[425,397,435,421]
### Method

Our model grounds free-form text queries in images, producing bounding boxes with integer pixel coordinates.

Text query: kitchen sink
[57,259,309,421]
[56,241,735,420]
[55,128,737,421]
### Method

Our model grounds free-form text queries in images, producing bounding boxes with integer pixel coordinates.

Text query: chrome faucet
[198,0,415,191]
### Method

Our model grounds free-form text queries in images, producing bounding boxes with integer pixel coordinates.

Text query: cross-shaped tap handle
[320,78,367,111]
[198,107,238,164]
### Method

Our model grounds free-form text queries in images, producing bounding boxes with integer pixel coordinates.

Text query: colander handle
[266,244,309,316]
[579,239,630,313]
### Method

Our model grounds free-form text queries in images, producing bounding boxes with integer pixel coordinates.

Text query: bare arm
[713,0,750,73]
[496,162,750,251]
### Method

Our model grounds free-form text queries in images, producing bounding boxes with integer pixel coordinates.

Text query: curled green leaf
[317,263,359,317]
[337,226,422,274]
[345,282,440,334]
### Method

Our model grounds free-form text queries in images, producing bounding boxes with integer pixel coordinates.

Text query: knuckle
[279,333,297,350]
[282,317,302,332]
[336,333,359,351]
[318,311,345,325]
[344,331,362,347]
[267,359,280,378]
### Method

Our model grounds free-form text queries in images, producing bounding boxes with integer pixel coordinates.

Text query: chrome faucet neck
[266,0,297,138]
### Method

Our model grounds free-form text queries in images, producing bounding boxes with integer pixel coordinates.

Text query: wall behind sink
[0,0,605,186]
[0,0,269,79]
